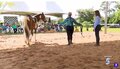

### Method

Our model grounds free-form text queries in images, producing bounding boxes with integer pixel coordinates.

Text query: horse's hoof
[25,41,30,46]
[27,42,31,46]
[25,41,28,44]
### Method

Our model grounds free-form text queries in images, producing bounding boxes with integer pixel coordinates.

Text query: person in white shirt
[94,10,101,46]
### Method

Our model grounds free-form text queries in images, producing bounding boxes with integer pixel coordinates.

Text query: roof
[0,10,65,18]
[0,10,37,16]
[45,12,65,18]
[0,1,65,17]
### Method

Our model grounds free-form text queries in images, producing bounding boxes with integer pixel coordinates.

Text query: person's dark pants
[13,28,17,33]
[95,25,101,45]
[66,26,74,45]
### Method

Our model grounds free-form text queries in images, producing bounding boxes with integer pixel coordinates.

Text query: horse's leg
[29,30,32,41]
[27,28,34,44]
[34,23,38,42]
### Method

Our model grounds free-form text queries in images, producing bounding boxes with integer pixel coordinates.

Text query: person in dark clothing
[60,12,82,45]
[94,10,101,46]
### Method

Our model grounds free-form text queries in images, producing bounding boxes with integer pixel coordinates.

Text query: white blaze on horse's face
[39,20,44,23]
[39,15,41,19]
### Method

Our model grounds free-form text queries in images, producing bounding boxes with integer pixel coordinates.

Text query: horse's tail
[23,16,30,40]
[24,26,30,40]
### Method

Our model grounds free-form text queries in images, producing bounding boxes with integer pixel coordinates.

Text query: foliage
[109,10,120,24]
[114,1,120,10]
[100,1,120,24]
[58,18,63,23]
[77,9,94,24]
[82,21,91,27]
[100,1,117,15]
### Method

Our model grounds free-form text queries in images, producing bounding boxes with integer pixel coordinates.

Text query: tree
[100,1,118,15]
[114,1,120,10]
[77,9,94,31]
[82,21,91,31]
[100,1,120,24]
[77,9,94,24]
[109,10,120,24]
[106,1,120,24]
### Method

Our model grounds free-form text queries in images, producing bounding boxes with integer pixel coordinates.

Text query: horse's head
[34,12,46,23]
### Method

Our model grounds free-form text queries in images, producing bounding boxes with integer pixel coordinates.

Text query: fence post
[105,1,108,34]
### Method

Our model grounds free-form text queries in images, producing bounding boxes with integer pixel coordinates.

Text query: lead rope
[80,24,84,38]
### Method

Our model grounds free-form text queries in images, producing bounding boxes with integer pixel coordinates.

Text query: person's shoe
[68,41,71,46]
[67,40,73,46]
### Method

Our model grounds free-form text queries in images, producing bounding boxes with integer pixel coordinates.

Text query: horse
[23,12,46,45]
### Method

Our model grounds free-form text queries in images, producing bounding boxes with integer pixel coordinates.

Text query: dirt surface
[0,32,120,69]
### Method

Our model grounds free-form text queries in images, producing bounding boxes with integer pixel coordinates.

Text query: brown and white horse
[23,12,46,45]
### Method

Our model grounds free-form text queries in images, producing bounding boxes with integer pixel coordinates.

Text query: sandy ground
[0,32,120,69]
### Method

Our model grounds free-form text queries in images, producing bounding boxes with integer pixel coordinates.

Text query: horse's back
[21,16,29,27]
[22,16,33,29]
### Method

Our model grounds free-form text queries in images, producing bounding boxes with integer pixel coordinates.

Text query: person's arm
[59,18,67,25]
[73,18,83,27]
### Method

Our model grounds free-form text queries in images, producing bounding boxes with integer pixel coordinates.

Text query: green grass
[0,27,120,35]
[106,28,120,32]
[75,27,120,32]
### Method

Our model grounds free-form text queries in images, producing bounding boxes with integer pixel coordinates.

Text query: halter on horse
[23,12,46,45]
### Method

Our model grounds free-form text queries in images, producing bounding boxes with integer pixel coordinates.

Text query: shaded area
[0,40,120,69]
